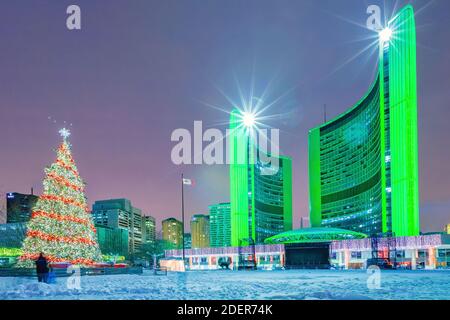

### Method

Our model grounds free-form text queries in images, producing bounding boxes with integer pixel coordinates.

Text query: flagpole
[181,173,185,265]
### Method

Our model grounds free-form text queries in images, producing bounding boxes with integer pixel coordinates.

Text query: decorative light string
[31,210,96,233]
[40,194,89,212]
[20,253,96,266]
[47,172,84,192]
[55,159,80,178]
[26,229,96,245]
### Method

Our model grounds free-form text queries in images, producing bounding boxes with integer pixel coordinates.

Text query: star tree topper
[59,128,71,140]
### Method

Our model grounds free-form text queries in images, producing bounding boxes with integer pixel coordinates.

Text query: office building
[0,223,27,248]
[142,215,156,246]
[184,233,192,249]
[191,214,210,248]
[309,5,419,236]
[162,218,183,249]
[229,109,293,246]
[209,203,231,247]
[96,226,129,258]
[6,192,38,223]
[91,199,143,254]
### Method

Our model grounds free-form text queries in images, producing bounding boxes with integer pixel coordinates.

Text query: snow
[0,269,449,300]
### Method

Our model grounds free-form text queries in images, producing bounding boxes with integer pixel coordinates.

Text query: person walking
[35,252,49,283]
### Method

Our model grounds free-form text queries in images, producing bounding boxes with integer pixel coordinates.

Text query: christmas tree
[18,128,102,267]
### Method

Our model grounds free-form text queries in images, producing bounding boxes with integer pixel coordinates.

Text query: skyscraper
[191,214,210,248]
[184,233,192,249]
[91,199,143,254]
[229,109,293,246]
[209,202,231,247]
[162,217,183,249]
[309,5,419,237]
[142,215,156,246]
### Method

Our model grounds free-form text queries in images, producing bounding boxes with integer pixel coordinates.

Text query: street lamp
[379,27,393,42]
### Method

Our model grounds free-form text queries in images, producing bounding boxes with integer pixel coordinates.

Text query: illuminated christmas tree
[18,128,102,267]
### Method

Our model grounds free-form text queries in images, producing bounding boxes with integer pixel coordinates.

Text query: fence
[0,266,143,277]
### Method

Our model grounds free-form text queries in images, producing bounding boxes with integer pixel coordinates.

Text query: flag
[183,178,194,186]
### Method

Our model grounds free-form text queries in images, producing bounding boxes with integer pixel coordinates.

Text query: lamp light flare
[379,27,393,42]
[242,112,256,128]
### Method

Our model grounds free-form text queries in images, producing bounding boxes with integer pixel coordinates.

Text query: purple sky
[1,0,449,232]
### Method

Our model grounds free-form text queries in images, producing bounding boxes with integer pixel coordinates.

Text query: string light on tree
[17,129,102,267]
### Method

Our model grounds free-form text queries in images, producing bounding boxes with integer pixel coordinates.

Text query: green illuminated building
[265,227,367,245]
[96,226,129,258]
[229,109,293,246]
[309,5,419,237]
[209,202,231,247]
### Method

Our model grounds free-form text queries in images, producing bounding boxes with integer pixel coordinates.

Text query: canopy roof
[264,227,367,244]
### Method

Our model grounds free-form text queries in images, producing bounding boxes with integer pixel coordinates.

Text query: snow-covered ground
[0,269,449,300]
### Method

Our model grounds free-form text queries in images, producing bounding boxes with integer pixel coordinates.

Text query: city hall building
[163,5,450,272]
[165,244,285,271]
[308,5,420,237]
[330,233,450,270]
[229,109,293,246]
[164,231,450,271]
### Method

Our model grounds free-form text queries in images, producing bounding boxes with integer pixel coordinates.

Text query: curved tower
[309,5,419,237]
[229,109,293,246]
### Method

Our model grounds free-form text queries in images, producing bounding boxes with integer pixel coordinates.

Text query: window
[418,250,428,258]
[351,251,362,259]
[438,249,450,259]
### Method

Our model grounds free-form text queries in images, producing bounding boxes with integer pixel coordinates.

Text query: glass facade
[6,192,38,223]
[92,198,143,254]
[142,215,156,246]
[309,5,419,237]
[254,156,293,243]
[229,109,293,246]
[317,80,383,234]
[209,202,231,247]
[96,225,129,258]
[0,223,27,248]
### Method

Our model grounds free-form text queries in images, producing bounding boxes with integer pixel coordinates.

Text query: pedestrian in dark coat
[35,252,49,283]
